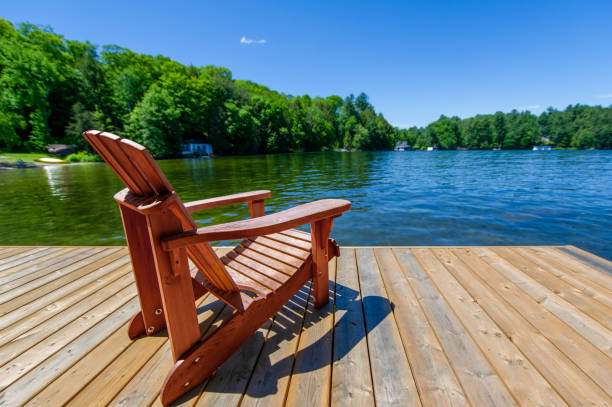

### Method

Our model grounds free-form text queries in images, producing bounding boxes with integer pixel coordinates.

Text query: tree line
[1,19,610,157]
[399,106,612,150]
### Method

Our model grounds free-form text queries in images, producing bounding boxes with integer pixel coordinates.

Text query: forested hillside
[0,19,395,157]
[0,19,610,156]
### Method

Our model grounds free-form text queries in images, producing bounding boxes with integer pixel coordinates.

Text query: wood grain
[1,243,611,406]
[407,248,518,407]
[356,248,422,407]
[375,248,467,407]
[331,248,374,407]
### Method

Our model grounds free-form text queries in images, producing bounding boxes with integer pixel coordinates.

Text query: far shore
[1,147,608,170]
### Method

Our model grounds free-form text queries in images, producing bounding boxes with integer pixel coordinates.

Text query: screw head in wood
[155,308,162,315]
[194,357,200,363]
[147,326,155,333]
[184,381,190,387]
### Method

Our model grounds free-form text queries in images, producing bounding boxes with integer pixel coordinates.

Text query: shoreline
[0,161,98,170]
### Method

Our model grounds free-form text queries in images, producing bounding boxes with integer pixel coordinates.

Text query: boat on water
[532,145,552,151]
[35,157,69,164]
[426,146,438,151]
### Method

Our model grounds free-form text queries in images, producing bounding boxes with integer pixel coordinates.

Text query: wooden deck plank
[559,247,612,275]
[240,285,312,407]
[426,248,568,407]
[0,297,139,406]
[0,264,131,348]
[0,245,609,407]
[0,249,127,316]
[284,258,337,407]
[0,247,36,261]
[67,293,223,407]
[0,272,134,363]
[66,323,168,407]
[0,248,76,287]
[535,247,612,292]
[0,248,96,293]
[0,247,64,276]
[25,322,133,407]
[477,248,612,358]
[0,248,84,289]
[374,248,468,407]
[0,248,115,307]
[406,248,518,407]
[0,255,131,330]
[331,248,374,407]
[453,248,612,397]
[435,248,611,406]
[194,319,273,407]
[515,247,612,310]
[109,300,233,407]
[0,247,53,269]
[0,284,137,389]
[356,248,422,407]
[495,248,612,330]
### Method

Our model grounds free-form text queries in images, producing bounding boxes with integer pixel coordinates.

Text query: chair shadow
[197,279,392,399]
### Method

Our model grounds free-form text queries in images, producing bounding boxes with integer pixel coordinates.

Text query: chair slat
[240,241,304,268]
[221,257,283,290]
[233,246,297,276]
[249,237,310,260]
[119,139,172,194]
[97,133,155,196]
[225,266,274,297]
[83,131,144,195]
[224,250,290,283]
[281,229,312,242]
[187,243,239,294]
[266,232,312,251]
[83,130,239,295]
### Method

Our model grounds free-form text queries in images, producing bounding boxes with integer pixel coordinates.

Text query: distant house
[532,145,552,151]
[394,141,411,151]
[181,140,213,156]
[46,144,75,156]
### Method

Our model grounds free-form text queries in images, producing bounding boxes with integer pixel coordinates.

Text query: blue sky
[3,0,612,127]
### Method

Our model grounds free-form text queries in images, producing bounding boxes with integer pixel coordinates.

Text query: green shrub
[65,151,102,162]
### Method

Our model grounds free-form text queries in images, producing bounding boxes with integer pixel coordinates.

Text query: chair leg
[160,266,311,406]
[127,279,208,340]
[311,218,332,308]
[119,205,167,337]
[148,211,201,361]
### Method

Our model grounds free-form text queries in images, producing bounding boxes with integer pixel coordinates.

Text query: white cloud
[517,104,540,111]
[240,36,266,45]
[596,93,612,98]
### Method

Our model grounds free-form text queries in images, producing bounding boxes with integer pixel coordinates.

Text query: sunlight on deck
[0,245,611,406]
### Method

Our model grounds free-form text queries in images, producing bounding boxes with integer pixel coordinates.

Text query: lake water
[1,150,611,260]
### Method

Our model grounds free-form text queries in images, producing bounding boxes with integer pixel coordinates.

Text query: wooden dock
[0,245,611,407]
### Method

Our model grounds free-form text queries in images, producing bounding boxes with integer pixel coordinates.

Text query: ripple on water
[0,150,610,259]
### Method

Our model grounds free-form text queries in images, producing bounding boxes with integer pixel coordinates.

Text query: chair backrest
[83,130,238,293]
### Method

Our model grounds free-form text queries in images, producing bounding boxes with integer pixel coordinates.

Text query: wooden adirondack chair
[82,130,350,405]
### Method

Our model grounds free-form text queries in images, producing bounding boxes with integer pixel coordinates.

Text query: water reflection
[1,151,611,259]
[43,165,66,199]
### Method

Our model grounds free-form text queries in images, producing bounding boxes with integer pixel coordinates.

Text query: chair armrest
[183,190,271,212]
[161,199,351,251]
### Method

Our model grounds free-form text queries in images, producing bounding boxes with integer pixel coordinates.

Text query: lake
[1,150,611,260]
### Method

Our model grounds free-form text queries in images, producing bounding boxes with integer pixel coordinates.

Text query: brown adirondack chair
[82,130,350,405]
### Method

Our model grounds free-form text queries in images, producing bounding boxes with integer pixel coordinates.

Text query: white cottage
[182,140,213,156]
